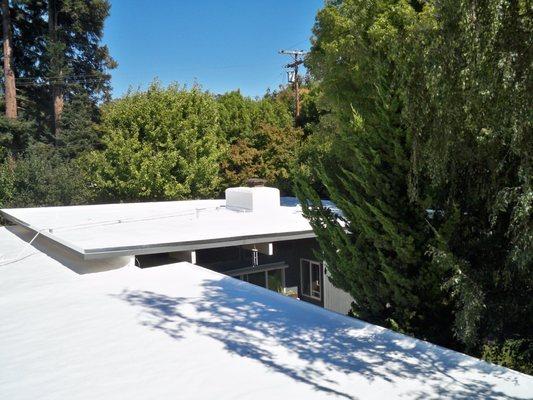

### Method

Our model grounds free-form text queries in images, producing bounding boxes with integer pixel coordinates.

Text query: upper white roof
[1,197,315,259]
[0,226,532,400]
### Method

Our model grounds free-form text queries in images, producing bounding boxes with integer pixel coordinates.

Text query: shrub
[482,339,533,375]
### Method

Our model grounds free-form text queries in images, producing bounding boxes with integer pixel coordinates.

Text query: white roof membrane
[0,226,532,399]
[1,199,315,259]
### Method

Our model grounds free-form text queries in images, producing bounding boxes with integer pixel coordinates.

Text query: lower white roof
[0,226,531,400]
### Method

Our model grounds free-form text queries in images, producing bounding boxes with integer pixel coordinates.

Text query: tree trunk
[2,0,17,119]
[48,0,63,135]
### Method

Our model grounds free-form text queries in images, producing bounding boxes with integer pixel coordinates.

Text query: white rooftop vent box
[225,186,280,212]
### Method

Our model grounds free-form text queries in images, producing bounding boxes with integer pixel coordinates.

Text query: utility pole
[279,50,306,125]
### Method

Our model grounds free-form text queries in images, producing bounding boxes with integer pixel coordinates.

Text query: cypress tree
[295,0,455,345]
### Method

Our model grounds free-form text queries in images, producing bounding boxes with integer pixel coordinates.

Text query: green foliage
[295,0,455,345]
[217,91,301,193]
[298,83,323,135]
[0,157,15,208]
[0,144,92,208]
[298,0,532,373]
[217,91,292,142]
[84,82,225,201]
[0,116,35,159]
[482,339,533,375]
[403,0,533,352]
[56,92,100,159]
[265,82,323,135]
[222,123,302,194]
[8,0,115,142]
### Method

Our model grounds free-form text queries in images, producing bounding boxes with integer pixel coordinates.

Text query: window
[267,269,283,292]
[247,271,266,287]
[300,259,322,300]
[228,264,286,293]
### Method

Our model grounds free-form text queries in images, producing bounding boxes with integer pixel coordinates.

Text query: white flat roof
[1,198,315,259]
[1,226,532,399]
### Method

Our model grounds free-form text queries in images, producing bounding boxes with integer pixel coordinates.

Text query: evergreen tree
[44,0,116,137]
[8,0,115,143]
[55,91,99,159]
[295,0,455,345]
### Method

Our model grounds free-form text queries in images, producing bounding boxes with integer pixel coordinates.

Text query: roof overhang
[81,230,316,260]
[1,207,316,260]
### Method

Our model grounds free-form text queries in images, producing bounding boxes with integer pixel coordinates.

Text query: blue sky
[103,1,324,99]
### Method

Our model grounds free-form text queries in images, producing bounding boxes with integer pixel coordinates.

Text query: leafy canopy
[85,82,225,201]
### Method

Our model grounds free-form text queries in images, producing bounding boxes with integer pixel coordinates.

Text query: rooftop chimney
[225,185,280,212]
[246,178,267,187]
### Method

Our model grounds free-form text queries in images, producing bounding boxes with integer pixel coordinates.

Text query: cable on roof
[0,230,43,267]
[49,205,223,233]
[0,204,238,266]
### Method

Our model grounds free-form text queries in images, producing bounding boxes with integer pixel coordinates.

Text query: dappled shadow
[114,275,528,399]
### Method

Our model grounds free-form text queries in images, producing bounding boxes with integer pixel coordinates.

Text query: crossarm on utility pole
[279,49,307,125]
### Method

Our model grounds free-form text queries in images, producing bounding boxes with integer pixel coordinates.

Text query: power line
[284,38,310,50]
[10,60,278,85]
[13,72,110,87]
[15,72,109,81]
[278,49,307,125]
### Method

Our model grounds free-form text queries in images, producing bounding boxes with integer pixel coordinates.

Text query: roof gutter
[82,230,317,260]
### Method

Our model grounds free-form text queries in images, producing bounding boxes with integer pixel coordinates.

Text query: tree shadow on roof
[113,276,527,400]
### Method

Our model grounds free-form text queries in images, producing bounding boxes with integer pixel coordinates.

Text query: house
[0,185,353,314]
[1,222,532,399]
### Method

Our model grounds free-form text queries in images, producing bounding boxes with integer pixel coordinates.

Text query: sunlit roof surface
[1,198,315,259]
[1,226,532,399]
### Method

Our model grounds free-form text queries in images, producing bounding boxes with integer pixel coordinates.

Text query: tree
[298,0,531,372]
[222,123,302,194]
[1,0,17,119]
[44,0,116,137]
[0,143,92,208]
[5,0,115,141]
[217,90,300,193]
[55,91,100,159]
[84,82,224,201]
[295,0,455,345]
[403,0,532,357]
[217,90,293,142]
[0,115,33,159]
[47,0,64,134]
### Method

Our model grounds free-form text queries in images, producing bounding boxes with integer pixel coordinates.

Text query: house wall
[273,239,323,307]
[139,239,353,313]
[323,267,353,315]
[195,238,326,307]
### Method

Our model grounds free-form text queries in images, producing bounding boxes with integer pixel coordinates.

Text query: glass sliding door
[267,269,283,292]
[247,271,267,288]
[300,259,322,300]
[230,265,286,293]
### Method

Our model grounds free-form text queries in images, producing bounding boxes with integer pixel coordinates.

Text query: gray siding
[323,268,353,315]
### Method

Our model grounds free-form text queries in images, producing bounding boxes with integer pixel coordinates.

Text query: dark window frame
[300,258,322,300]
